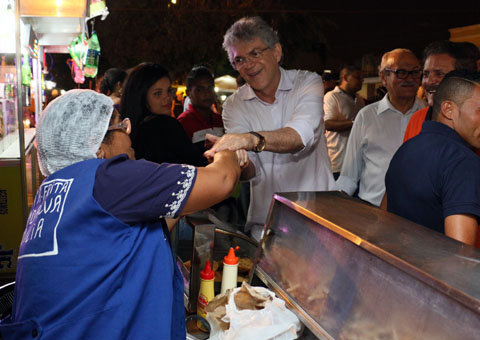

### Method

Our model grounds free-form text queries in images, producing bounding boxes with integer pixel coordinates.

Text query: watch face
[257,138,266,152]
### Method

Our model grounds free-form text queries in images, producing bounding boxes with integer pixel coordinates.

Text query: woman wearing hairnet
[0,90,241,339]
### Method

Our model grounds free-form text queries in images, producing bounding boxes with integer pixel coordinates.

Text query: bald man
[337,48,426,206]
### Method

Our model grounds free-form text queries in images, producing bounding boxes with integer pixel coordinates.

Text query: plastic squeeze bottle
[197,260,214,331]
[220,246,239,294]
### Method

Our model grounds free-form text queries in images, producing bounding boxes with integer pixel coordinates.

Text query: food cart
[181,191,480,339]
[0,0,88,282]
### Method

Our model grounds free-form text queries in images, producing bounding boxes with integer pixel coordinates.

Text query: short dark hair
[186,65,214,90]
[423,41,477,72]
[432,70,480,120]
[98,68,127,95]
[120,63,171,141]
[340,64,361,80]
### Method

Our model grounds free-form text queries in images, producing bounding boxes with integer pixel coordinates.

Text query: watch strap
[248,131,265,153]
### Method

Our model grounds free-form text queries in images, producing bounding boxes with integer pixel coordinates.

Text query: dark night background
[48,0,480,90]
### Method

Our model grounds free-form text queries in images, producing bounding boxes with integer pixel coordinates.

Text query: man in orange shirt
[403,41,478,142]
[400,42,480,247]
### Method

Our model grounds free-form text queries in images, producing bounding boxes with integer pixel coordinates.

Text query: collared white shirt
[337,94,426,206]
[324,86,366,172]
[223,67,337,228]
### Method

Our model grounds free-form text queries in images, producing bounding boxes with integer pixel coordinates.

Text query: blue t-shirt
[0,155,196,340]
[386,121,480,234]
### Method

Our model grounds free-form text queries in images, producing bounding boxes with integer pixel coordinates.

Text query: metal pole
[14,0,28,226]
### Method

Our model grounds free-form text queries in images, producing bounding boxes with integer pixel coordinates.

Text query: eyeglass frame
[107,117,131,135]
[382,68,422,80]
[232,46,271,69]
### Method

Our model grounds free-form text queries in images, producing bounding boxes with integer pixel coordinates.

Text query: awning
[20,0,88,52]
[215,75,237,93]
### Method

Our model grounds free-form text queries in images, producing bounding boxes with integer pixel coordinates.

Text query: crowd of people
[2,15,480,339]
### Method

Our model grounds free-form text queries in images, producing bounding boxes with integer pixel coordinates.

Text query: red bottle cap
[200,260,215,280]
[224,246,239,265]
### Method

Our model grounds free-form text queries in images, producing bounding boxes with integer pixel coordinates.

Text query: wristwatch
[249,131,266,153]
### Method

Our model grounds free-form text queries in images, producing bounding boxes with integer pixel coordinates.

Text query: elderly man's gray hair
[223,16,280,64]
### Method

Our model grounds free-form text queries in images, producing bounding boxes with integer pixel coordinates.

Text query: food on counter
[238,257,253,273]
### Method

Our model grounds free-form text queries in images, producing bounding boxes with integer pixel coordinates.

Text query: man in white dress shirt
[324,65,365,179]
[337,48,426,206]
[205,16,336,240]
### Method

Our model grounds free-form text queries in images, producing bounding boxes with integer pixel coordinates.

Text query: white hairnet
[37,89,114,176]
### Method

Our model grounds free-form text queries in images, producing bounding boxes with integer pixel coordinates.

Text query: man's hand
[204,133,220,155]
[235,149,256,180]
[236,149,250,169]
[204,133,255,158]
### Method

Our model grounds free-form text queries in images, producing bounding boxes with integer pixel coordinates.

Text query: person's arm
[379,193,387,211]
[336,113,365,196]
[325,119,354,132]
[444,214,478,246]
[324,92,354,132]
[204,127,303,157]
[235,149,256,181]
[180,150,240,216]
[441,157,480,246]
[205,71,323,158]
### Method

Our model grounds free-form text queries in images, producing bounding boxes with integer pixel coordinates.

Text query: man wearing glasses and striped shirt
[337,48,426,207]
[204,16,336,241]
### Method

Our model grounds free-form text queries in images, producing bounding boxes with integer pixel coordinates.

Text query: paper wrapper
[205,282,273,331]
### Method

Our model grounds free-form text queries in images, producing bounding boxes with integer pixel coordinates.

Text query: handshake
[204,133,252,170]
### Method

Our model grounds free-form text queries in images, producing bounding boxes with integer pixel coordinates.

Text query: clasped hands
[204,133,251,169]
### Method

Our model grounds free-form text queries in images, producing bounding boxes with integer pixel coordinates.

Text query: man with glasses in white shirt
[204,16,336,240]
[337,48,426,206]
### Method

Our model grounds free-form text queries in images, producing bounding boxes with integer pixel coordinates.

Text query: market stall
[255,191,480,339]
[179,191,480,339]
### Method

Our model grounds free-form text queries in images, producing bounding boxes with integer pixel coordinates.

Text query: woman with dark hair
[98,67,127,108]
[120,62,208,166]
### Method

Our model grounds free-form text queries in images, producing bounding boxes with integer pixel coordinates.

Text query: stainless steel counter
[254,191,480,340]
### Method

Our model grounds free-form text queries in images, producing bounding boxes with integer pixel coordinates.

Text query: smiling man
[204,16,336,240]
[403,41,478,142]
[337,48,426,206]
[386,71,480,246]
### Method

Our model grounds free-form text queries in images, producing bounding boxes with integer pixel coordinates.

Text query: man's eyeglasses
[383,68,422,80]
[233,47,270,69]
[107,117,131,135]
